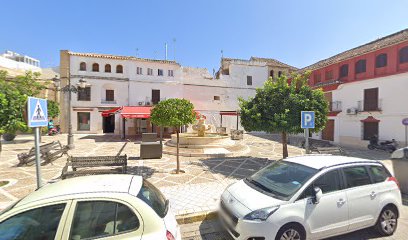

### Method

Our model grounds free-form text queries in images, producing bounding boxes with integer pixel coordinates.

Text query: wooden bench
[316,147,346,155]
[61,155,127,179]
[17,141,67,166]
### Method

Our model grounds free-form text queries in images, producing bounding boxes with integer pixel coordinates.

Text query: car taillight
[387,177,400,189]
[166,230,175,240]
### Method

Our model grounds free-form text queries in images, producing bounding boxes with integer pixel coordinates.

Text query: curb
[176,210,218,225]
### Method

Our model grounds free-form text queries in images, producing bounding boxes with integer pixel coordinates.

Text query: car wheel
[275,224,305,240]
[375,207,398,236]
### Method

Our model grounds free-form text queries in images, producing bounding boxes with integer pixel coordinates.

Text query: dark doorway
[152,89,160,104]
[103,115,115,133]
[363,122,378,140]
[322,119,335,141]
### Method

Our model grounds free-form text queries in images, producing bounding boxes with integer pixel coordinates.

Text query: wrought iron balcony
[357,99,382,112]
[101,100,117,104]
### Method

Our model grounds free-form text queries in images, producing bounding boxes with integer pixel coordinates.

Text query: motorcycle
[48,126,60,136]
[367,135,398,153]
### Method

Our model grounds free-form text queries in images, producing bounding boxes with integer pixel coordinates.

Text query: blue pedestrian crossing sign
[28,97,48,127]
[301,111,315,129]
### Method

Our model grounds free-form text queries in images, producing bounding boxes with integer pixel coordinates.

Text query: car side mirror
[312,187,322,204]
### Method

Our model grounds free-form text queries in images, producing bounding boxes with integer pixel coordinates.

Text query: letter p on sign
[301,111,315,129]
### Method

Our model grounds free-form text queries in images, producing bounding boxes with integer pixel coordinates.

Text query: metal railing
[357,99,382,112]
[329,101,342,112]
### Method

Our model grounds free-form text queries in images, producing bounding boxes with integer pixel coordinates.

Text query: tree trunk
[0,134,2,152]
[282,131,288,159]
[176,128,180,174]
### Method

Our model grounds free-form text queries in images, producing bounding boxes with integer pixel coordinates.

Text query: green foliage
[150,98,196,128]
[48,100,60,118]
[239,72,329,157]
[0,70,47,134]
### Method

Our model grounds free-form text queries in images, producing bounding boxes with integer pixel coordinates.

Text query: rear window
[137,180,168,218]
[369,165,390,183]
[344,166,371,188]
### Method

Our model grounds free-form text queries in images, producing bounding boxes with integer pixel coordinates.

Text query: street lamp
[53,75,87,149]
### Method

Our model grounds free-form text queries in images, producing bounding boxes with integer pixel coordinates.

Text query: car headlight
[243,206,280,221]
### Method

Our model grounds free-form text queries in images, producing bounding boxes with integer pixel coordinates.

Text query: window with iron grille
[147,68,153,75]
[325,70,333,80]
[92,63,99,72]
[78,87,91,101]
[355,59,366,74]
[105,64,111,73]
[158,69,163,76]
[363,122,378,140]
[80,62,86,71]
[339,64,348,78]
[106,90,114,101]
[375,54,387,68]
[116,65,123,73]
[137,67,142,75]
[152,89,160,104]
[168,70,173,77]
[314,73,321,83]
[247,76,252,85]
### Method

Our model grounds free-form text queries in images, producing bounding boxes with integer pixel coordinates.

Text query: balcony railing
[357,99,382,112]
[101,100,117,104]
[329,101,342,112]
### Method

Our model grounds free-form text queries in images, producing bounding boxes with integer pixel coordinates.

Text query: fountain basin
[168,133,235,149]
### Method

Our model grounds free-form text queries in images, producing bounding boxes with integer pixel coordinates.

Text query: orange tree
[150,98,196,173]
[239,72,328,158]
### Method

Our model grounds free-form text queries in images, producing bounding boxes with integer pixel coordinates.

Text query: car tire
[375,206,398,236]
[275,223,305,240]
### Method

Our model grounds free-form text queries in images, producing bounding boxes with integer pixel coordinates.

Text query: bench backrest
[142,133,158,142]
[69,155,127,167]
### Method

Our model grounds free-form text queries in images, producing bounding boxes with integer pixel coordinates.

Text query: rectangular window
[106,90,114,101]
[147,68,153,75]
[152,89,160,104]
[77,112,90,131]
[369,165,390,183]
[158,69,163,76]
[137,67,143,75]
[300,170,342,198]
[363,88,379,111]
[168,70,173,77]
[339,64,348,78]
[325,70,333,80]
[343,166,372,188]
[214,96,220,101]
[314,73,321,83]
[247,76,252,85]
[78,87,91,101]
[363,122,378,140]
[355,59,366,74]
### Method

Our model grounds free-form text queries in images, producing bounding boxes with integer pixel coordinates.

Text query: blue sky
[1,0,408,71]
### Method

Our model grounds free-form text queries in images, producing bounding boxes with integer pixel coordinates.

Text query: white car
[0,174,181,240]
[220,155,402,240]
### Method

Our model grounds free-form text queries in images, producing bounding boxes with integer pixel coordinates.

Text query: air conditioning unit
[145,101,151,106]
[138,101,143,106]
[346,108,358,115]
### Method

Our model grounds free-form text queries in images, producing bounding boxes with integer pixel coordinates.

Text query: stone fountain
[168,115,234,149]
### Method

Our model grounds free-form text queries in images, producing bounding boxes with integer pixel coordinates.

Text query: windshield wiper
[245,178,285,199]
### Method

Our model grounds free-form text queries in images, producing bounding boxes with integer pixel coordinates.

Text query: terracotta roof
[221,56,298,70]
[66,51,180,65]
[301,28,408,72]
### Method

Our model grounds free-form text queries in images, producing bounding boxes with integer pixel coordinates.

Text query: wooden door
[322,119,335,141]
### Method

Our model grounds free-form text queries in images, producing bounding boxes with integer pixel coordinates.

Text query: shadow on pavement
[247,132,304,148]
[79,134,135,142]
[198,218,233,240]
[126,165,158,179]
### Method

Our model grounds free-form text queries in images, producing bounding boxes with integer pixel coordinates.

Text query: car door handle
[337,198,346,205]
[370,191,377,198]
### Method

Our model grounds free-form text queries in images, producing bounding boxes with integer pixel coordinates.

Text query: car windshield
[245,160,318,200]
[137,179,168,218]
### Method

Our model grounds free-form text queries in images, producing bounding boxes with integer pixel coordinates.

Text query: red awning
[220,111,240,116]
[360,116,380,123]
[101,107,122,117]
[121,106,152,119]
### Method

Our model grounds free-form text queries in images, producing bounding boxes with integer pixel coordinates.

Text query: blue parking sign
[301,111,315,129]
[28,97,48,127]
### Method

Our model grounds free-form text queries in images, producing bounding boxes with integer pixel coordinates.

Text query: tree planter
[3,133,16,141]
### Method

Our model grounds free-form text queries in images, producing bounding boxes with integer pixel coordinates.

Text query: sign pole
[305,128,310,154]
[34,127,42,189]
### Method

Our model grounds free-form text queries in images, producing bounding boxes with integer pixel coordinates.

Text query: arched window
[400,46,408,64]
[105,64,111,73]
[339,64,348,77]
[116,65,123,73]
[375,53,387,68]
[355,59,366,74]
[92,63,99,72]
[79,62,86,71]
[270,70,274,78]
[278,71,282,77]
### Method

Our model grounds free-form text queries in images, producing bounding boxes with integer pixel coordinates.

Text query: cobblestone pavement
[1,132,407,239]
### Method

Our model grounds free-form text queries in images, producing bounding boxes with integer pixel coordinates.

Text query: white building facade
[59,51,296,135]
